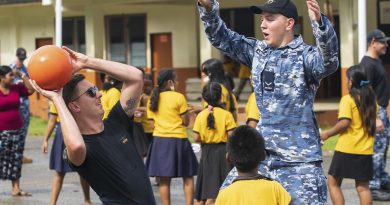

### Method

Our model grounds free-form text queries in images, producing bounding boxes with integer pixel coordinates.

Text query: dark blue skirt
[49,123,72,173]
[195,143,231,200]
[146,136,198,177]
[328,151,373,180]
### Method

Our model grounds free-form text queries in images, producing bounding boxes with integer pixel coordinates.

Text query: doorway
[151,33,172,84]
[35,38,53,49]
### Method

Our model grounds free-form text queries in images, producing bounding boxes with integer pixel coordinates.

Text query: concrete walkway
[1,137,390,205]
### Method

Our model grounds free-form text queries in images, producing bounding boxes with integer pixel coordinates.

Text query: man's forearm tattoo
[124,98,138,116]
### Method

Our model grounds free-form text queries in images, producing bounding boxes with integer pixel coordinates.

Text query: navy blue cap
[250,0,298,23]
[367,29,390,43]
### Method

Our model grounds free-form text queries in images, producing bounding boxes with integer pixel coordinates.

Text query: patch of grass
[322,135,339,151]
[187,128,194,143]
[28,116,47,137]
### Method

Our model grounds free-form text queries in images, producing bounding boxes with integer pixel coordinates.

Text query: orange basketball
[27,45,72,90]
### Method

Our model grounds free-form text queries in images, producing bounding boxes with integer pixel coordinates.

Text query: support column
[85,5,104,58]
[358,0,366,60]
[84,5,104,86]
[339,0,358,96]
[55,0,62,46]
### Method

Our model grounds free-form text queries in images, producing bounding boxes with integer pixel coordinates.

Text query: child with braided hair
[201,59,238,121]
[146,69,198,205]
[193,82,237,205]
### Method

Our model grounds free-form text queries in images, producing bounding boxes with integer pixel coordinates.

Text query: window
[220,8,254,37]
[106,15,146,67]
[62,17,85,54]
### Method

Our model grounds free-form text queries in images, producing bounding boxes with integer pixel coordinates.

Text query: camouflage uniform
[198,1,339,204]
[370,106,390,189]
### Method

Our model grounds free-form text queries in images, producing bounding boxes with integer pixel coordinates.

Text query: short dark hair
[227,125,265,172]
[0,65,12,76]
[62,74,85,105]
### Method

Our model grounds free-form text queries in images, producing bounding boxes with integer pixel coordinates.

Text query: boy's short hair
[227,125,265,172]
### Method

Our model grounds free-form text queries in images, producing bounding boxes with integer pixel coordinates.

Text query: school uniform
[328,95,374,180]
[245,93,260,124]
[146,91,198,177]
[101,87,121,120]
[134,94,154,145]
[193,107,236,200]
[48,103,72,173]
[215,175,291,205]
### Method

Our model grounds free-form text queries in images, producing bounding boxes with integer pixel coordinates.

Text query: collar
[232,174,272,183]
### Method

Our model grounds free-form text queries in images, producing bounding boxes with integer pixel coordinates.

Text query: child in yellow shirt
[193,82,237,205]
[100,74,121,119]
[202,58,238,121]
[321,65,378,205]
[146,69,198,205]
[216,125,291,205]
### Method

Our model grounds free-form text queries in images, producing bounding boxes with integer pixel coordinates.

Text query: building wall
[0,0,384,119]
[0,5,54,64]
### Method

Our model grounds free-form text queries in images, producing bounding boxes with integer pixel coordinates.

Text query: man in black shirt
[360,29,390,201]
[30,47,156,205]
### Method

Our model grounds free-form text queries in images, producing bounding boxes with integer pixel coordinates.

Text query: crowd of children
[37,55,388,205]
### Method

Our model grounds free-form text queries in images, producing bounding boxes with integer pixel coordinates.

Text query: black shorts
[328,151,373,181]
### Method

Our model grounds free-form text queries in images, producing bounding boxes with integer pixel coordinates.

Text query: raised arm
[13,67,34,94]
[197,0,256,67]
[29,80,86,166]
[62,47,143,118]
[304,0,339,81]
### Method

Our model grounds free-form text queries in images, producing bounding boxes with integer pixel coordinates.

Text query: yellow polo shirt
[216,179,291,205]
[49,102,60,122]
[101,87,121,119]
[193,107,236,143]
[245,93,260,123]
[147,91,187,138]
[134,94,154,133]
[335,94,375,155]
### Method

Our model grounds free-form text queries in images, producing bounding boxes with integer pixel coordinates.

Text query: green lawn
[322,135,339,151]
[28,116,48,137]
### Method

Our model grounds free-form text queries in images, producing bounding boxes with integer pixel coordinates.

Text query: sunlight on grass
[322,135,339,151]
[28,116,47,136]
[187,128,194,143]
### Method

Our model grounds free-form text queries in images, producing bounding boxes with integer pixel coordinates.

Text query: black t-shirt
[360,56,390,107]
[68,102,156,205]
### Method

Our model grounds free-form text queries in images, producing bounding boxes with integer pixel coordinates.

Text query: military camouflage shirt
[198,1,339,163]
